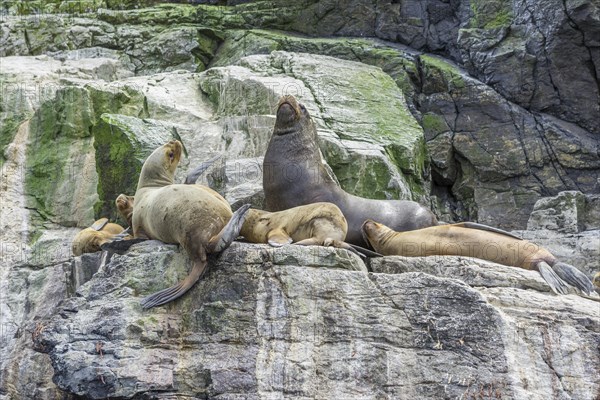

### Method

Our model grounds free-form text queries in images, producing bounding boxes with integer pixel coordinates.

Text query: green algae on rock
[92,113,177,221]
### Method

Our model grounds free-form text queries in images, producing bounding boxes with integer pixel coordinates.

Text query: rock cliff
[0,1,598,399]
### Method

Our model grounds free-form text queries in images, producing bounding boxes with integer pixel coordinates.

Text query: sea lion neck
[136,142,181,189]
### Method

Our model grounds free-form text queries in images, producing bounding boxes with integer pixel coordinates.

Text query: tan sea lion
[71,218,129,256]
[240,202,357,252]
[263,95,437,248]
[361,220,596,296]
[115,156,226,228]
[593,272,600,294]
[133,140,250,309]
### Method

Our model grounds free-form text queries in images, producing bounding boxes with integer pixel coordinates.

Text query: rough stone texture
[1,2,599,399]
[514,191,600,278]
[29,242,599,400]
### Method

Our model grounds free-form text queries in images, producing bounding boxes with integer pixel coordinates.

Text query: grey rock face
[516,191,600,277]
[31,241,599,400]
[1,2,599,399]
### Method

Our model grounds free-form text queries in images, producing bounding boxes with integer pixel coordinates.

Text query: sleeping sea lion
[240,202,357,252]
[361,219,596,296]
[263,95,437,248]
[72,218,129,256]
[133,140,250,309]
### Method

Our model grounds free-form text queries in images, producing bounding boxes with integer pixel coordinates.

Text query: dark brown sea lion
[361,219,596,296]
[132,140,249,309]
[71,218,129,256]
[240,202,357,252]
[263,95,437,248]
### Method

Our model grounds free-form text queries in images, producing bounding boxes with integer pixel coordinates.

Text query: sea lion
[594,272,600,294]
[116,156,226,228]
[361,219,596,296]
[263,95,437,248]
[71,218,129,256]
[133,140,250,309]
[240,202,356,252]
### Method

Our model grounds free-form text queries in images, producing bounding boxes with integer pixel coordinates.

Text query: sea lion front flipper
[90,218,109,231]
[267,229,293,247]
[184,155,221,184]
[551,262,595,295]
[293,237,320,246]
[207,204,251,253]
[537,261,570,295]
[457,222,524,240]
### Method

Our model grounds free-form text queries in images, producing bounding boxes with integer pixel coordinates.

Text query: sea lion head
[137,140,183,189]
[593,271,600,289]
[361,219,395,252]
[72,229,101,256]
[274,95,311,135]
[116,194,135,227]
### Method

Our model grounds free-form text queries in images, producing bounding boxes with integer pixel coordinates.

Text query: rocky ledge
[29,240,599,400]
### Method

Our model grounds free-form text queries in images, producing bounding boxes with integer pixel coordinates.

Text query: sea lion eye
[168,151,174,160]
[300,104,306,112]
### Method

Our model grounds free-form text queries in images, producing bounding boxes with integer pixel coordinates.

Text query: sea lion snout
[276,101,298,126]
[274,95,306,134]
[166,140,183,160]
[116,194,131,207]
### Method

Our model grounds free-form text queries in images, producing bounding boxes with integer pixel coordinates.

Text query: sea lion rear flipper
[348,244,383,258]
[458,222,524,240]
[537,262,570,295]
[208,204,251,252]
[267,229,293,247]
[141,254,208,309]
[551,262,595,295]
[184,155,221,184]
[100,238,146,254]
[90,218,109,231]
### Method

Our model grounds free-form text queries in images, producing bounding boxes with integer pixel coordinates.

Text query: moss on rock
[25,86,97,227]
[92,113,176,220]
[470,0,513,30]
[420,54,466,92]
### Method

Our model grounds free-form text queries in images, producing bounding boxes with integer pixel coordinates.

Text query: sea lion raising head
[264,95,437,247]
[361,219,596,297]
[133,140,249,309]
